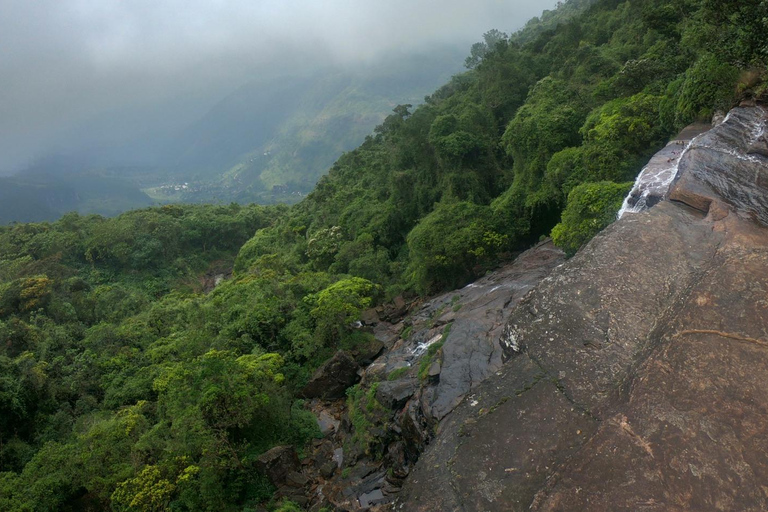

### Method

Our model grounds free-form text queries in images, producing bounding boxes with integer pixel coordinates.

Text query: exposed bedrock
[298,241,566,510]
[398,105,768,511]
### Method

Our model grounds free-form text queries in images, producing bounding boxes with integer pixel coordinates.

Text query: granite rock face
[398,105,768,511]
[366,240,566,422]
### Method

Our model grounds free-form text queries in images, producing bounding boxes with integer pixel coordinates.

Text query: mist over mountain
[0,46,466,223]
[0,0,559,222]
[0,0,557,174]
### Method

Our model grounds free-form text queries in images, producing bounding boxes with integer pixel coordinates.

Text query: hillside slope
[129,49,466,205]
[2,0,768,510]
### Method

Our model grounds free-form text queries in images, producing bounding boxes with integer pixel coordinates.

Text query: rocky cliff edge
[398,106,768,511]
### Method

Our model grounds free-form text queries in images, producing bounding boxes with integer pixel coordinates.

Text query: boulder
[348,337,384,366]
[285,471,309,488]
[301,351,360,400]
[316,410,340,437]
[375,379,417,410]
[360,308,380,325]
[256,445,300,487]
[359,489,386,509]
[319,461,337,479]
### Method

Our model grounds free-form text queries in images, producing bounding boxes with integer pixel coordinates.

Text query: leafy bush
[673,53,739,125]
[405,201,506,294]
[551,181,633,256]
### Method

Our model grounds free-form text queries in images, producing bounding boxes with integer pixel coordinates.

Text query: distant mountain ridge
[149,48,466,204]
[2,47,465,223]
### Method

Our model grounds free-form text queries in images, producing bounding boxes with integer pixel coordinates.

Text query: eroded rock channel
[261,241,565,509]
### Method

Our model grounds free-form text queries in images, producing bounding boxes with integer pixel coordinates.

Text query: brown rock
[375,379,417,410]
[398,106,768,511]
[285,471,310,488]
[360,308,380,325]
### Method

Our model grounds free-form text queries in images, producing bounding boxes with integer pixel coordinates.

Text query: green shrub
[387,367,409,381]
[673,53,739,125]
[405,201,506,294]
[551,181,632,256]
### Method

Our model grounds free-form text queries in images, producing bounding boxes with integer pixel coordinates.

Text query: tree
[551,181,632,256]
[309,277,377,346]
[406,201,506,293]
[465,29,509,68]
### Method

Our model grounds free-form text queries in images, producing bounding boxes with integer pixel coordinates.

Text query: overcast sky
[0,0,558,174]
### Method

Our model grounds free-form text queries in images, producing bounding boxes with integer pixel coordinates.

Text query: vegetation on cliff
[1,0,766,509]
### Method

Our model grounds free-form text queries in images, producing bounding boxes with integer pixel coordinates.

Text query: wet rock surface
[398,105,768,511]
[670,106,768,224]
[368,239,565,421]
[619,122,711,217]
[293,241,566,510]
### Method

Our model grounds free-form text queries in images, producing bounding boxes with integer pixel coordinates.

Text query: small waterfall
[410,332,443,358]
[617,114,731,219]
[618,108,768,220]
[617,138,696,219]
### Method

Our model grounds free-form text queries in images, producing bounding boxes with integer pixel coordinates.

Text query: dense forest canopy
[1,0,766,509]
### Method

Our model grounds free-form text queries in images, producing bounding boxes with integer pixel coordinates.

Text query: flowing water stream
[618,109,768,219]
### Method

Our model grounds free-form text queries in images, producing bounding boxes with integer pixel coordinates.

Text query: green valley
[1,0,767,510]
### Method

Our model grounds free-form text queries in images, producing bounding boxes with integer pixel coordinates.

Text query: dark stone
[301,351,360,400]
[316,410,339,437]
[399,400,429,463]
[285,471,309,488]
[359,489,386,509]
[384,442,409,480]
[345,462,379,483]
[320,461,336,479]
[348,337,384,366]
[255,445,299,487]
[352,470,387,498]
[360,308,379,325]
[373,321,400,347]
[426,359,441,379]
[375,379,417,410]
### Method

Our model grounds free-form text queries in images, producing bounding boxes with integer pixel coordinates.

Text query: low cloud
[0,0,557,173]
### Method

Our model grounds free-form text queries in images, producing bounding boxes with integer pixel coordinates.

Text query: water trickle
[410,333,443,357]
[619,107,768,221]
[617,138,696,219]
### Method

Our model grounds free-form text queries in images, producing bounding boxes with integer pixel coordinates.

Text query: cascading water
[617,138,695,218]
[618,108,768,220]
